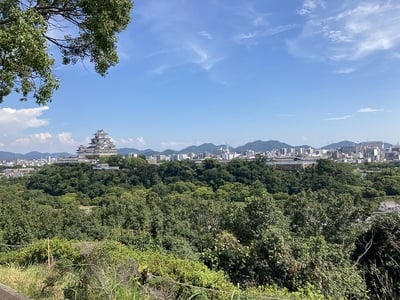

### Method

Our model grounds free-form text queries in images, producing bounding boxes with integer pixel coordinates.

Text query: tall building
[77,130,117,161]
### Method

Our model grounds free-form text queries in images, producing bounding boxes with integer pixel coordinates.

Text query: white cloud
[14,137,32,146]
[0,131,81,153]
[32,132,52,142]
[357,107,383,113]
[58,132,76,145]
[0,107,49,132]
[0,107,70,152]
[325,115,352,121]
[290,1,400,63]
[137,136,147,147]
[15,132,52,146]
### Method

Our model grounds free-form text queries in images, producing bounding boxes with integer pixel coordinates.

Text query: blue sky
[2,0,400,153]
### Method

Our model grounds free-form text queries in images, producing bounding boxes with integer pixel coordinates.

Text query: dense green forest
[1,157,400,299]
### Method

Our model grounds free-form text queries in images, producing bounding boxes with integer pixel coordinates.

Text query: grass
[0,263,151,300]
[0,264,63,299]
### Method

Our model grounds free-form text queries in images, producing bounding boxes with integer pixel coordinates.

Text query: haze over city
[1,0,400,153]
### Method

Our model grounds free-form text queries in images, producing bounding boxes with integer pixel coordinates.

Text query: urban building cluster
[1,129,399,178]
[144,141,397,165]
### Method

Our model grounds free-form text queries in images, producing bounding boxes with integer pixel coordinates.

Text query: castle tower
[77,130,117,161]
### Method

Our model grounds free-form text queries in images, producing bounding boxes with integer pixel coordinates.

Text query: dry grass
[0,265,64,299]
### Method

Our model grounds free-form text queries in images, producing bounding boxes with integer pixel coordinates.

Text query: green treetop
[0,0,132,104]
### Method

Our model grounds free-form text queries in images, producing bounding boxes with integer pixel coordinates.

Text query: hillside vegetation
[1,157,400,299]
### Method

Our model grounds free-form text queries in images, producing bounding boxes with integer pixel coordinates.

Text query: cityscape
[3,1,400,299]
[1,129,399,177]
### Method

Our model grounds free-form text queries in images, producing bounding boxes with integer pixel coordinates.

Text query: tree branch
[355,231,375,265]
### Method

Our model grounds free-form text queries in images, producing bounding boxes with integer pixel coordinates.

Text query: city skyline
[0,136,394,157]
[1,0,400,153]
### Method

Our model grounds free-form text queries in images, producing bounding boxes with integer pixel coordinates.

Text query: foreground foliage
[0,0,132,104]
[1,240,327,299]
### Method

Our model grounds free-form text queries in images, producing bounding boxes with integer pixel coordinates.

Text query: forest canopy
[1,158,400,299]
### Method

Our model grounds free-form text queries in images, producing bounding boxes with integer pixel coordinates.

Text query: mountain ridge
[0,140,394,160]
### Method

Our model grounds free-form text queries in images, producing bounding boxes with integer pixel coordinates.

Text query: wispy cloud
[137,1,224,76]
[189,44,223,71]
[325,115,352,121]
[297,0,326,16]
[199,31,213,40]
[237,5,269,27]
[118,136,147,148]
[392,52,400,59]
[290,1,400,64]
[233,4,295,46]
[234,32,258,42]
[234,24,296,44]
[357,107,383,113]
[149,64,171,75]
[137,136,147,147]
[334,67,357,74]
[161,141,191,149]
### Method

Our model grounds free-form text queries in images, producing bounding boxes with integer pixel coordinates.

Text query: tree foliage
[0,0,132,104]
[354,213,400,299]
[4,158,400,298]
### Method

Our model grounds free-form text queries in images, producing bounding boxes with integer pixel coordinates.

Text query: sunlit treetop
[0,0,133,105]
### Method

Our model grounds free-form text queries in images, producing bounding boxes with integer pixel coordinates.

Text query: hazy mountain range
[0,140,394,161]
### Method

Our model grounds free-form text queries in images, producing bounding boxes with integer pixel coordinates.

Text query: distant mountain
[234,140,293,153]
[0,139,395,161]
[322,140,393,149]
[178,143,227,154]
[24,152,73,160]
[119,140,301,157]
[0,151,23,161]
[385,142,394,148]
[118,148,161,157]
[118,143,228,157]
[118,147,142,155]
[0,151,73,161]
[322,140,358,149]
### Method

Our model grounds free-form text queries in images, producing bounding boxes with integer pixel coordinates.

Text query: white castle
[77,130,117,161]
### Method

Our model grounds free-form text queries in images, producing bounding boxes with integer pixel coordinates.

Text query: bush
[14,238,80,266]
